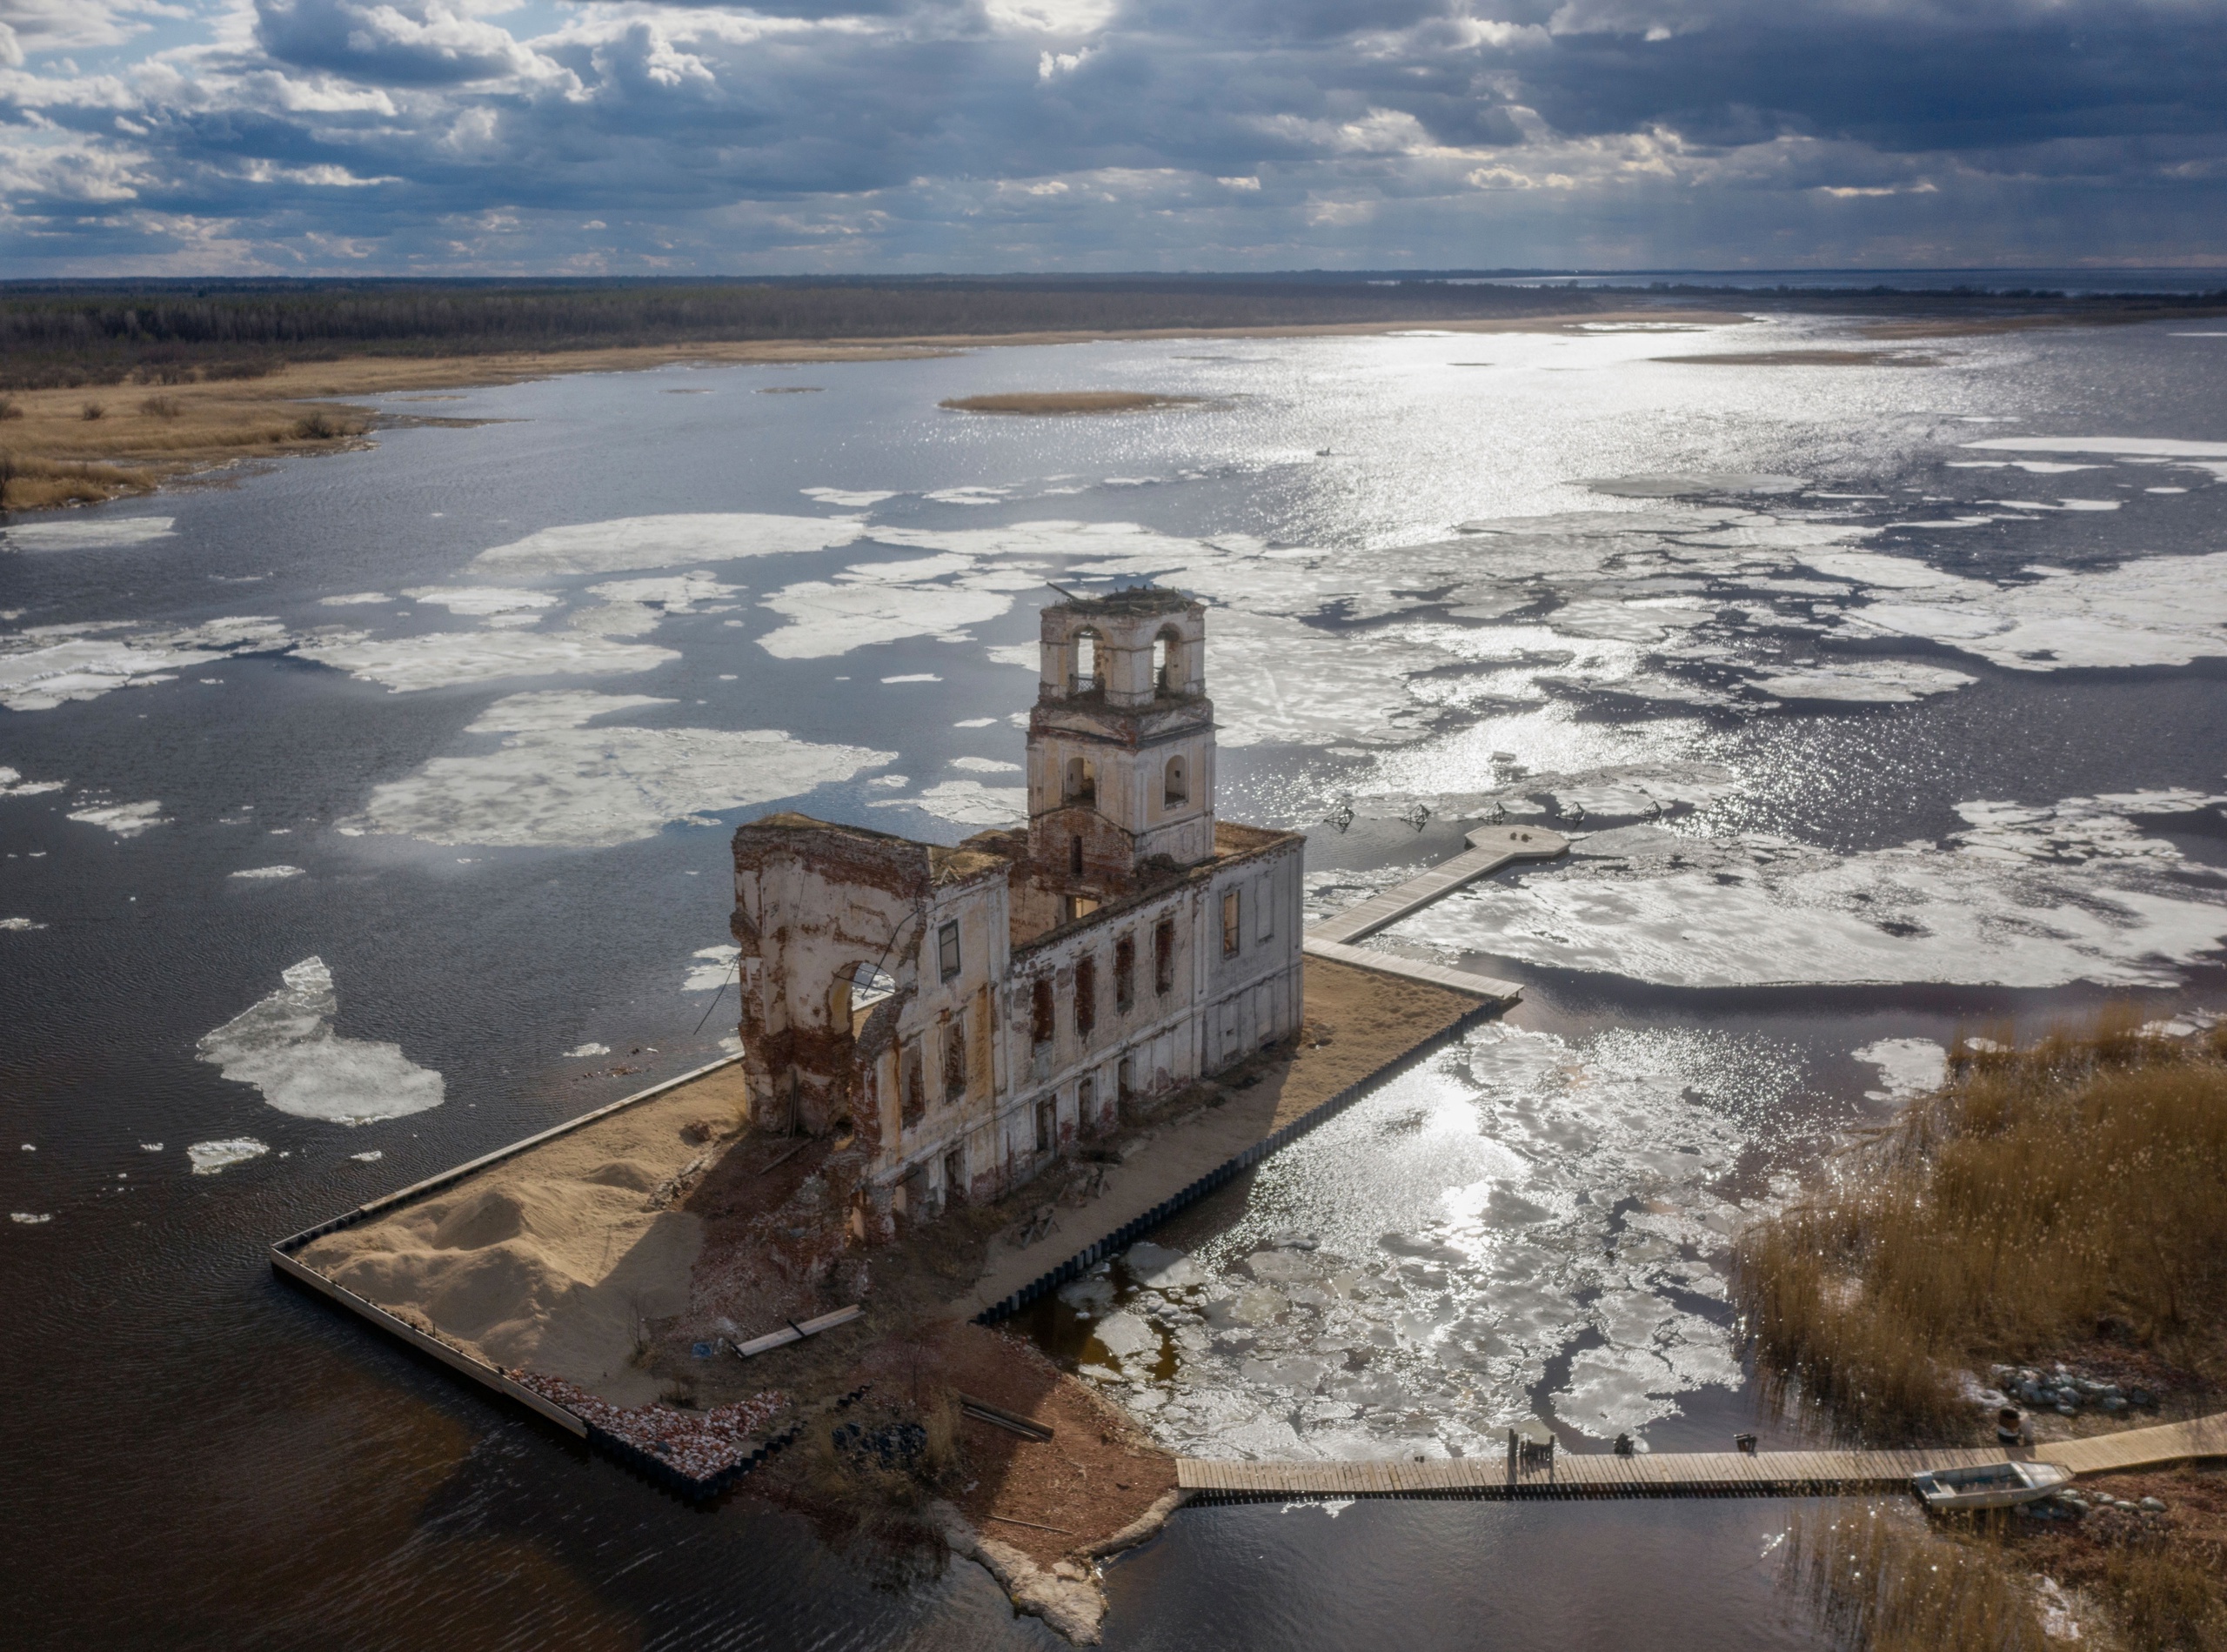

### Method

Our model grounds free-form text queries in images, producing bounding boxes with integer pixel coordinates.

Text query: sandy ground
[291,952,1487,1583]
[1,310,1740,510]
[298,1068,750,1404]
[298,956,1481,1402]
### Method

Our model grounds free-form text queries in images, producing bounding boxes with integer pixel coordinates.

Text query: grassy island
[1740,1014,2227,1649]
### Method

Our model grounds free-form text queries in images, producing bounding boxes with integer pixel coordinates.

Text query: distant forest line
[2,275,2221,389]
[0,278,1604,388]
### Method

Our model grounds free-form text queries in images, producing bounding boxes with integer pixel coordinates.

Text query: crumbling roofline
[1007,829,1301,961]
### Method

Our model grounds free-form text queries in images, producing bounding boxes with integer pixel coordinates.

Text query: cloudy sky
[5,0,2226,275]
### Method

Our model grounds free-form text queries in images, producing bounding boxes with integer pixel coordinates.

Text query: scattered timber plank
[732,1303,863,1358]
[957,1393,1055,1442]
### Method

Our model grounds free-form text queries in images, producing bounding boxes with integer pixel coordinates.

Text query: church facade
[727,587,1306,1235]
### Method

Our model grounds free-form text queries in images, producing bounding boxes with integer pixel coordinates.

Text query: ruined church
[728,586,1305,1235]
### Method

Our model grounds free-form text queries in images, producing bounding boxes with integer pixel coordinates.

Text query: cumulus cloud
[3,0,2224,268]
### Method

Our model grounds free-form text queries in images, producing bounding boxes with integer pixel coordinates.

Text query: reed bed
[1785,1502,2049,1652]
[1737,1012,2227,1439]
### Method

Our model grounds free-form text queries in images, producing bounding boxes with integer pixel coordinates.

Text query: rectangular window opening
[1114,934,1135,1012]
[1075,955,1097,1040]
[1256,877,1274,942]
[1034,1098,1056,1155]
[942,1015,966,1101]
[901,1043,925,1126]
[1154,919,1175,995]
[1221,889,1241,958]
[937,920,961,981]
[943,1148,966,1207]
[1030,978,1055,1047]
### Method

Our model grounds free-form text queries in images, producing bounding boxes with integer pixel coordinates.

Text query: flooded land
[4,304,2227,1648]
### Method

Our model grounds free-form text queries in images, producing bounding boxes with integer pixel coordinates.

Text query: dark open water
[3,312,2224,1647]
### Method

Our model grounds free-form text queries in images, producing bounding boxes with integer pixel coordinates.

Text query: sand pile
[301,1074,748,1402]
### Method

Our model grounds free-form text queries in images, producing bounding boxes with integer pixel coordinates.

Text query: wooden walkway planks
[1300,935,1526,1002]
[1176,1412,2227,1501]
[1300,825,1564,1000]
[1307,826,1568,946]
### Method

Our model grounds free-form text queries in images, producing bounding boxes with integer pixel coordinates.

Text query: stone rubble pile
[511,1371,787,1481]
[1988,1363,2157,1418]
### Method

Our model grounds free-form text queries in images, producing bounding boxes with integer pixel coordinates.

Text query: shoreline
[274,953,1506,1641]
[0,309,1744,513]
[8,289,2221,516]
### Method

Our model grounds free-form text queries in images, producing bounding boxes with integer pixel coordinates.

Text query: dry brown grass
[1785,1502,2049,1652]
[939,390,1205,415]
[1737,1013,2227,1439]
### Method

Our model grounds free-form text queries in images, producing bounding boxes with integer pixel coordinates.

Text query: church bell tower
[1026,588,1215,909]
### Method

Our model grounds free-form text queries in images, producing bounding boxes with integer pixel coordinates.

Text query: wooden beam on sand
[733,1303,864,1357]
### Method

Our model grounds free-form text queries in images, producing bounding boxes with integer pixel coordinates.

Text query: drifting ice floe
[348,690,894,847]
[0,626,225,712]
[1960,435,2227,481]
[1,917,47,931]
[869,779,1028,826]
[67,799,170,837]
[295,628,679,692]
[0,516,176,552]
[684,945,739,991]
[196,957,444,1125]
[399,586,560,617]
[228,866,306,880]
[1855,1038,1949,1102]
[1069,1022,1772,1455]
[468,513,866,577]
[1836,551,2227,672]
[757,557,1016,659]
[569,573,744,638]
[800,487,897,507]
[1393,791,2227,990]
[0,766,64,797]
[187,1139,270,1174]
[1743,659,1976,703]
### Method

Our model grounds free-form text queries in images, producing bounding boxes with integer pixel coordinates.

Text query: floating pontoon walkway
[1178,1412,2227,1501]
[1301,826,1565,1001]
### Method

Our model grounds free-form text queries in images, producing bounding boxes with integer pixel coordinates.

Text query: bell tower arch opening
[1026,586,1216,893]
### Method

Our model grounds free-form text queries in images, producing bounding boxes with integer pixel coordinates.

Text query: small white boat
[1911,1460,2073,1511]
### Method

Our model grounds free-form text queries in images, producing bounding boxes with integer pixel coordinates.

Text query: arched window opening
[1064,756,1096,803]
[1072,627,1102,693]
[1154,627,1182,694]
[843,963,896,1036]
[1163,755,1188,809]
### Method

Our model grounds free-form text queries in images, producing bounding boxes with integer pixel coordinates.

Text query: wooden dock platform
[1177,1412,2227,1501]
[1301,825,1563,1000]
[1307,826,1568,947]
